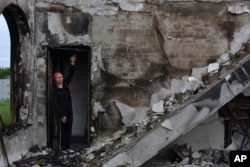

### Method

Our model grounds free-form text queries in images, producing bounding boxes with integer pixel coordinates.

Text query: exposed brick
[114,67,123,74]
[116,63,123,67]
[143,28,155,34]
[122,72,129,77]
[128,48,140,53]
[130,63,136,67]
[136,33,148,39]
[118,28,131,33]
[130,29,145,34]
[128,67,137,72]
[141,48,155,53]
[116,48,127,53]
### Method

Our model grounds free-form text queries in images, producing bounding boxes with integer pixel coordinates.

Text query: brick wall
[102,27,167,80]
[159,13,229,70]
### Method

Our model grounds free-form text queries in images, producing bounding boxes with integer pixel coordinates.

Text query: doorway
[47,46,91,150]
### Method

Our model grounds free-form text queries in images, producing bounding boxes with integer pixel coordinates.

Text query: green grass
[0,98,10,128]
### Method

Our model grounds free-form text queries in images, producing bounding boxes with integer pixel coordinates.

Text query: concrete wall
[0,0,250,166]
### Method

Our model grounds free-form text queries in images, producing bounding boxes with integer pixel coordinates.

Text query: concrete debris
[182,76,204,93]
[226,131,250,151]
[12,146,89,167]
[145,146,230,167]
[11,144,231,167]
[102,55,250,166]
[150,87,171,107]
[165,97,180,113]
[92,101,106,119]
[152,100,164,112]
[170,76,203,95]
[192,152,201,159]
[112,0,150,12]
[157,87,171,100]
[161,119,173,130]
[191,67,208,82]
[115,101,149,127]
[228,5,250,15]
[207,63,220,74]
[171,79,186,94]
[217,53,231,65]
[228,5,250,55]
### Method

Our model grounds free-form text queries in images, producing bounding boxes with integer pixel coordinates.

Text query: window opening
[0,14,11,128]
[1,4,30,134]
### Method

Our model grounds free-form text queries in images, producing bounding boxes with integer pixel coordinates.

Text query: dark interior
[47,46,91,150]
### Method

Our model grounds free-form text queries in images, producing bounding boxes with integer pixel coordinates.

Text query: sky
[0,14,10,68]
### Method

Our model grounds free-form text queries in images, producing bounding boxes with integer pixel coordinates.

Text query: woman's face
[55,74,63,85]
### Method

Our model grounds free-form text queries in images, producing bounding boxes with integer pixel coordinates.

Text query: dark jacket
[52,65,75,118]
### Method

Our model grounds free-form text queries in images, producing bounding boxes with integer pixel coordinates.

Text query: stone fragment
[228,5,250,14]
[216,53,230,64]
[92,102,106,119]
[115,102,149,126]
[207,63,219,73]
[152,100,164,112]
[181,76,203,93]
[191,66,208,81]
[150,87,171,106]
[161,119,173,130]
[171,79,185,94]
[113,0,150,12]
[157,87,171,100]
[192,152,201,159]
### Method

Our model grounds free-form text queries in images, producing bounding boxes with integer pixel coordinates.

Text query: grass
[0,98,10,128]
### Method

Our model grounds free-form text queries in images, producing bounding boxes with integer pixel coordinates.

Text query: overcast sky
[0,14,10,68]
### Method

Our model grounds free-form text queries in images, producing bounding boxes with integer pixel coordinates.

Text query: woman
[52,54,77,151]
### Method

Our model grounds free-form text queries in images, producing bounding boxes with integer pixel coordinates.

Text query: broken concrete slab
[115,101,149,127]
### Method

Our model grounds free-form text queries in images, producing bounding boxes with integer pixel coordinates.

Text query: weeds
[0,98,10,128]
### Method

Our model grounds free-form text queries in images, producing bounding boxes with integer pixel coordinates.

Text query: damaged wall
[1,0,250,166]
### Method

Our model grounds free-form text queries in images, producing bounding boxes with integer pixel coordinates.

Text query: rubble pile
[11,145,90,167]
[11,144,231,167]
[146,148,230,167]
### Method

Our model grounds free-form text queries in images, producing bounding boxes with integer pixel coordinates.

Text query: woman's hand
[70,54,77,65]
[61,116,67,123]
